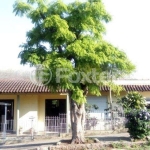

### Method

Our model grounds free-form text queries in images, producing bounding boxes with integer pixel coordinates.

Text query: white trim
[114,80,150,85]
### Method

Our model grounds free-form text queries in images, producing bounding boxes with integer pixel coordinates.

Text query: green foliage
[13,0,135,105]
[71,87,86,104]
[120,92,148,140]
[126,110,150,140]
[119,92,146,112]
[105,81,124,96]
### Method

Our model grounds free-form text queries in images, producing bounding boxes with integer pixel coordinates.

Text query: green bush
[126,109,150,139]
[120,92,146,112]
[119,92,150,139]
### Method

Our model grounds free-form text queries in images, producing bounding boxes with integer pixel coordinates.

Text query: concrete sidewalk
[0,133,130,150]
[0,138,61,149]
[87,133,131,142]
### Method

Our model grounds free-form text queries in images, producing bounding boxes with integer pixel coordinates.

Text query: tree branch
[58,46,63,53]
[66,55,74,61]
[40,12,46,20]
[80,83,88,96]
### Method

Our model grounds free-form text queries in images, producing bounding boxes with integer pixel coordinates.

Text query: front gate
[45,113,66,133]
[45,113,126,133]
[0,118,14,132]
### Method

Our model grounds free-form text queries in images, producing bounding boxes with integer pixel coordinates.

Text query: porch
[0,112,125,137]
[0,93,126,138]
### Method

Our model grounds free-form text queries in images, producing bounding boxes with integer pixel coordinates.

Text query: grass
[110,141,127,149]
[37,138,150,150]
[106,141,150,150]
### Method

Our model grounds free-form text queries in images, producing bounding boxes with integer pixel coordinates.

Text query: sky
[0,0,150,79]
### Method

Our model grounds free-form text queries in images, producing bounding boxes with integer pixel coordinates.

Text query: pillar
[16,95,20,136]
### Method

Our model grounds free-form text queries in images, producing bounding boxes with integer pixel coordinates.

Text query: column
[66,93,70,133]
[16,95,20,136]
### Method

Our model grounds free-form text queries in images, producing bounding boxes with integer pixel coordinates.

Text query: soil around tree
[48,133,148,150]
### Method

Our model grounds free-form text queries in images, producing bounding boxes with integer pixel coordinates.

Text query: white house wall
[86,96,108,130]
[86,96,108,119]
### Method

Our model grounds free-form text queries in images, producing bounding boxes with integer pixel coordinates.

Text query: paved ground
[0,133,131,150]
[0,140,57,149]
[88,133,131,143]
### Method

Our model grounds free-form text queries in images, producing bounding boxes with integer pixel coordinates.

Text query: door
[45,99,66,133]
[0,100,14,131]
[45,99,66,117]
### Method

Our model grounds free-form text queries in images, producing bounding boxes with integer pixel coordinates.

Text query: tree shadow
[92,136,131,142]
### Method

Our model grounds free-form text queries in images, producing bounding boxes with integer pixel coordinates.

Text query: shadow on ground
[96,136,131,142]
[60,135,131,144]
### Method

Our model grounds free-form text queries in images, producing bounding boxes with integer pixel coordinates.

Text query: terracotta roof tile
[123,85,150,91]
[1,78,150,93]
[0,79,48,93]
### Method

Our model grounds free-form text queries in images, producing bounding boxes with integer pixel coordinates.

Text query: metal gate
[0,117,14,132]
[45,113,66,133]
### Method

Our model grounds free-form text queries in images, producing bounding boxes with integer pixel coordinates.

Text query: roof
[0,79,66,93]
[0,78,150,93]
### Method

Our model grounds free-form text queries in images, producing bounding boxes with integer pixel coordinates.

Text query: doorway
[45,99,66,117]
[45,99,67,133]
[0,100,14,131]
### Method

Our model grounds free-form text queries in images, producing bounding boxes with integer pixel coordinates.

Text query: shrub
[120,92,146,112]
[125,109,150,139]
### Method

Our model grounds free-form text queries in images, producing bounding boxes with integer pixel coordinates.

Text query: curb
[0,141,57,149]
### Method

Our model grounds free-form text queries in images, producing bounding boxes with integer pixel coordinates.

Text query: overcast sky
[0,0,150,79]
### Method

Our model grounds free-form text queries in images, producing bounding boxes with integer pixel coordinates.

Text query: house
[1,77,150,135]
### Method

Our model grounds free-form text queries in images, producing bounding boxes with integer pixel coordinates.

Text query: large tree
[13,0,135,143]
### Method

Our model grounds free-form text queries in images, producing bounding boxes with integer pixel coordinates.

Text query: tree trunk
[70,98,86,144]
[109,87,114,130]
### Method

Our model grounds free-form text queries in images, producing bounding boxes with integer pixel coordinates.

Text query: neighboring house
[1,78,150,134]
